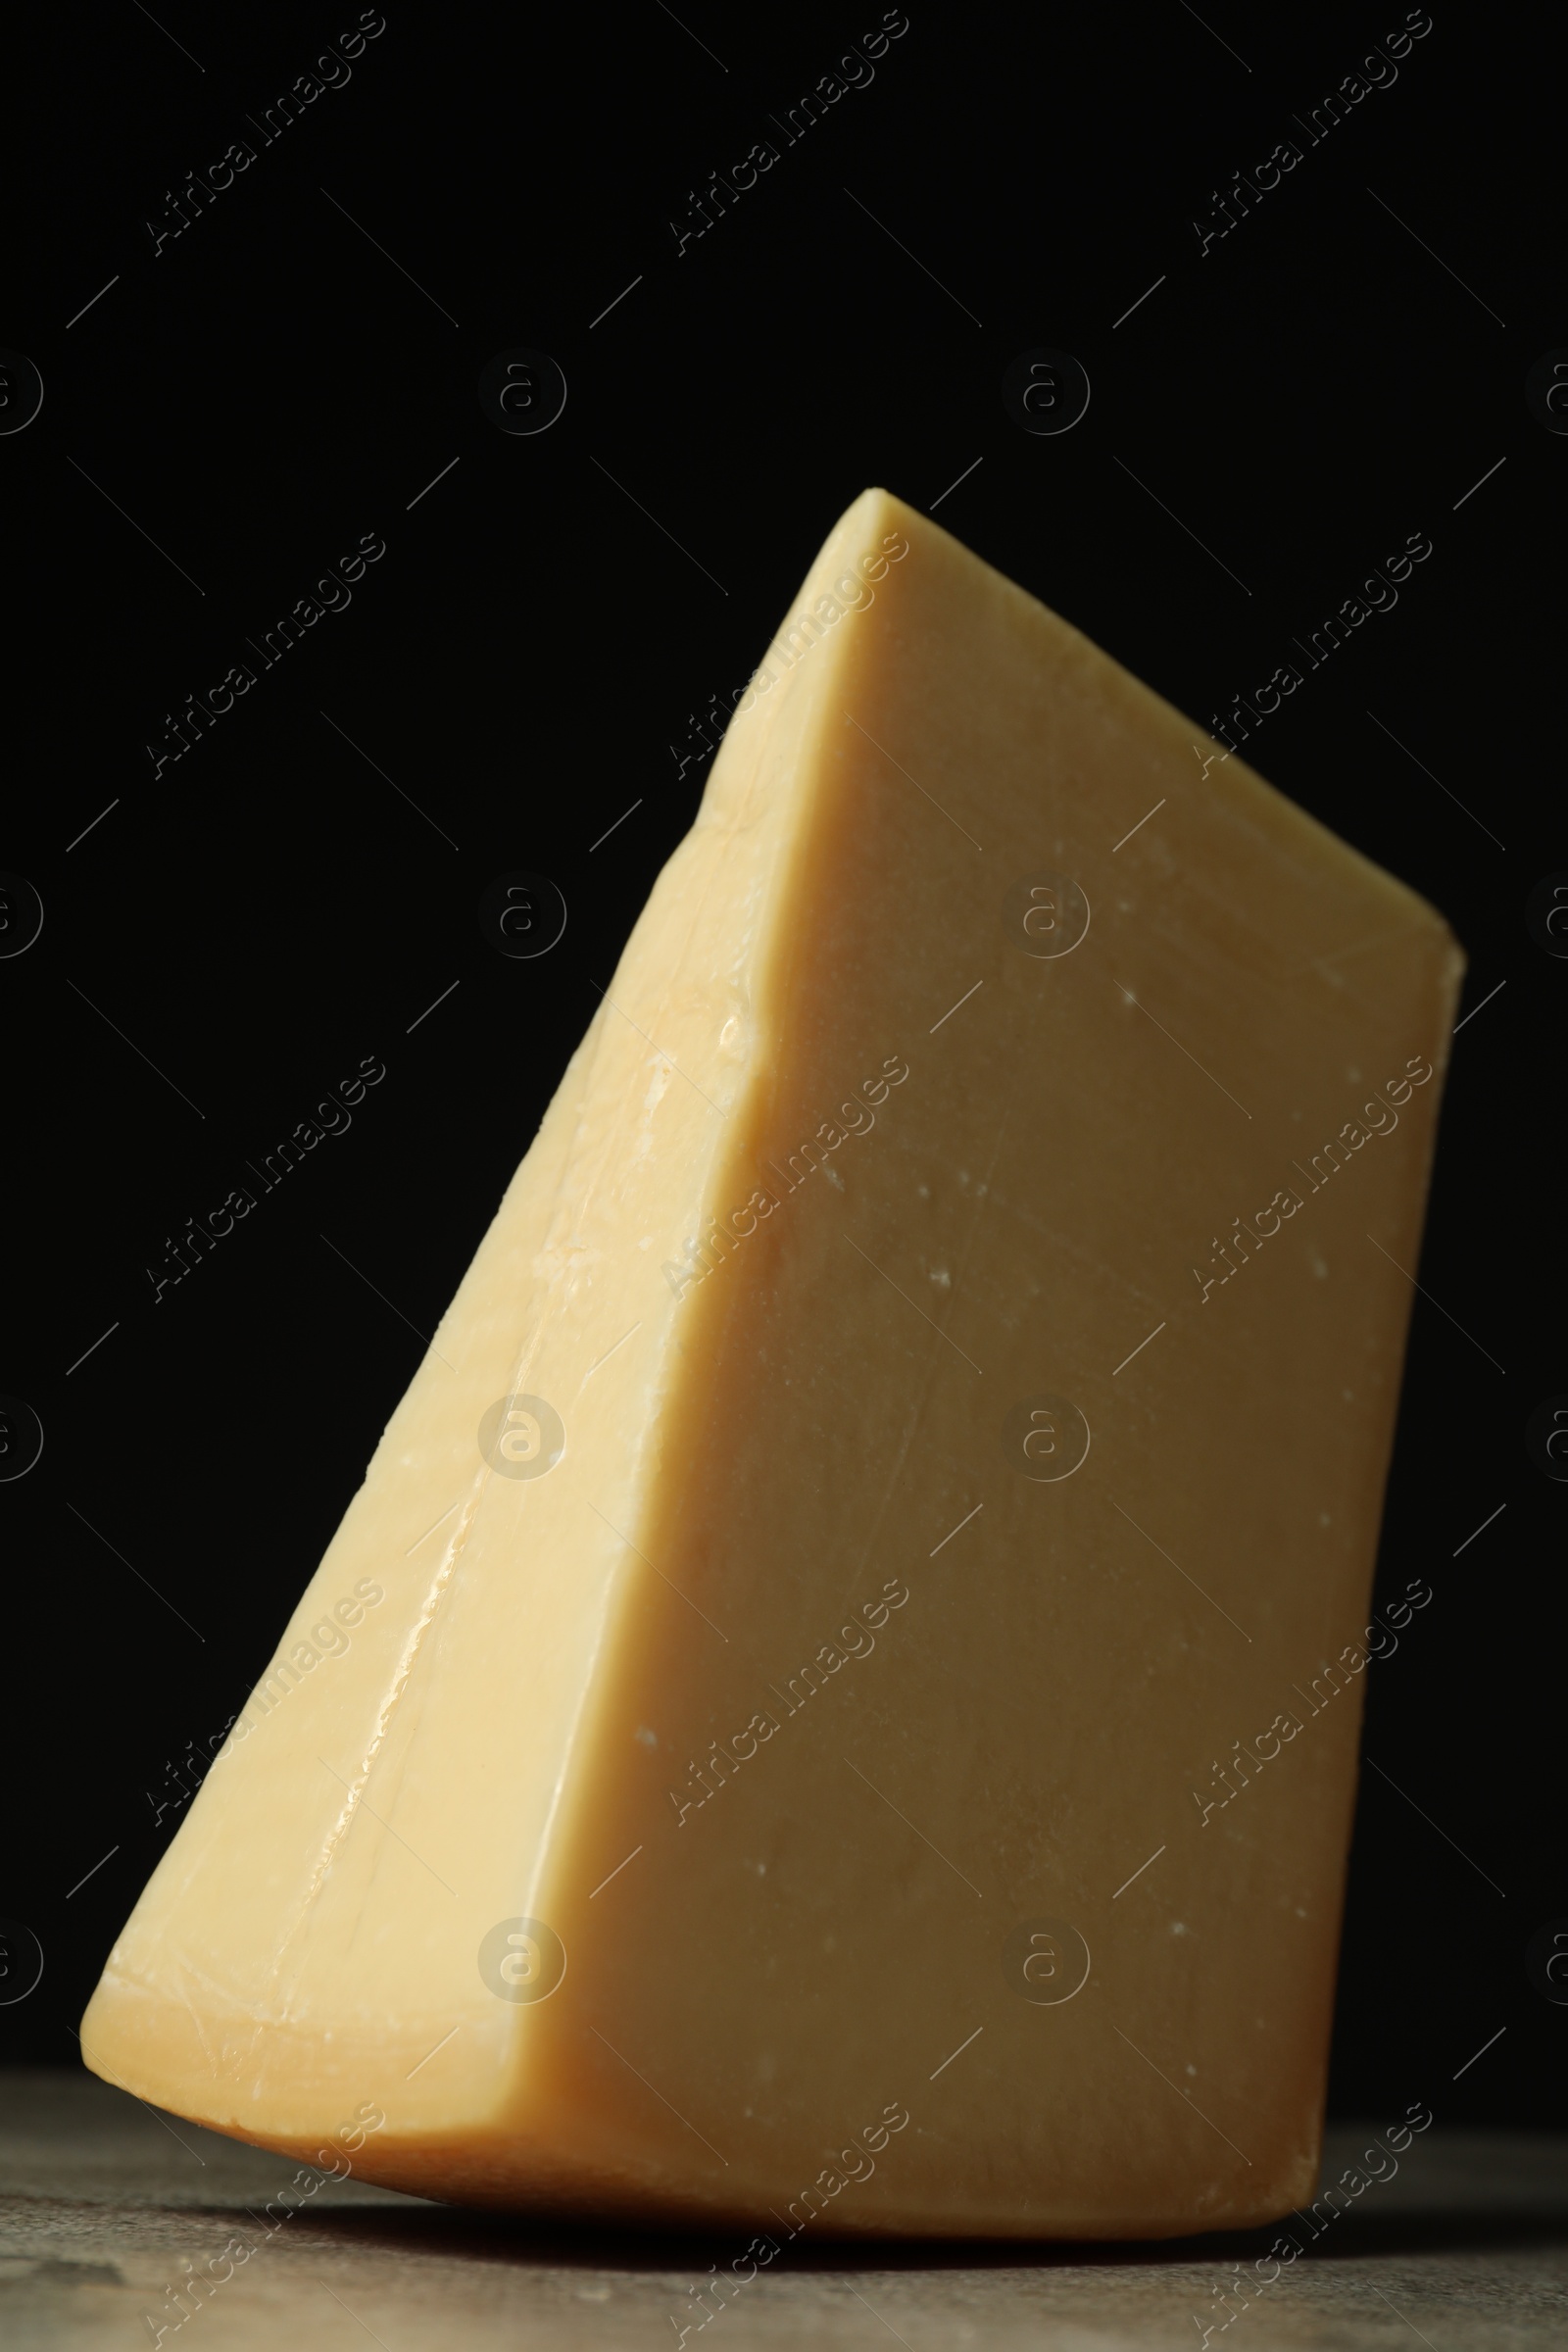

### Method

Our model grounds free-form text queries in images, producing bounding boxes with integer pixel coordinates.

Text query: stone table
[2,2070,1564,2348]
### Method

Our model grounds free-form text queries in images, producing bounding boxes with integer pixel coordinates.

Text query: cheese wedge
[83,488,1462,2237]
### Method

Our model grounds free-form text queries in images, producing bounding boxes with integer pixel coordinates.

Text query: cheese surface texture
[83,489,1462,2236]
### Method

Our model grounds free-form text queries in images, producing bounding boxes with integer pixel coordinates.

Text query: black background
[2,2,1559,2129]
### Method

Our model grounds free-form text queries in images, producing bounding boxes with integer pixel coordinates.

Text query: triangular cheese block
[84,489,1461,2237]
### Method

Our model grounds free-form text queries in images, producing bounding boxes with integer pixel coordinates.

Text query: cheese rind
[83,489,1461,2235]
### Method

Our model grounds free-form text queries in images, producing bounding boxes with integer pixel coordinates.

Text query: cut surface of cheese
[83,488,1462,2237]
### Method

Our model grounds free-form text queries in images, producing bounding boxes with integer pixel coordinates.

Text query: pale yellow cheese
[83,489,1462,2237]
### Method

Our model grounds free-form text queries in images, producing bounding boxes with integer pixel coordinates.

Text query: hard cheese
[84,488,1462,2236]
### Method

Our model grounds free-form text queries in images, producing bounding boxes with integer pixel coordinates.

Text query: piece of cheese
[83,489,1462,2237]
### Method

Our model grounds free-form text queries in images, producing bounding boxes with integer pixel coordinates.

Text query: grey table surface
[1,2070,1564,2349]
